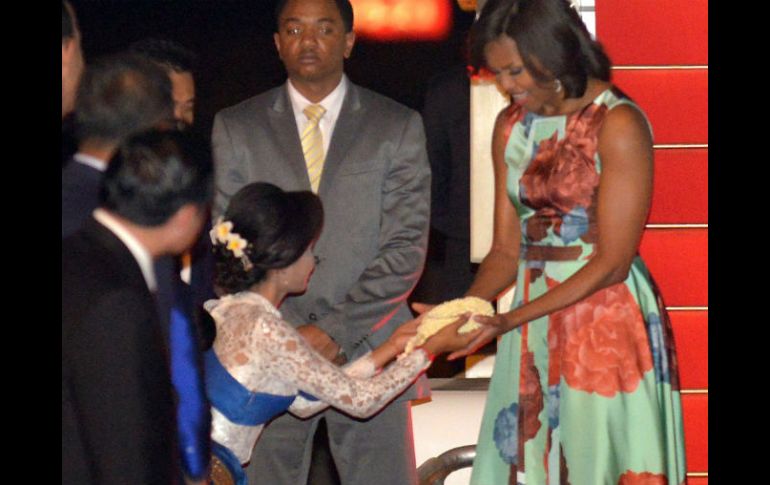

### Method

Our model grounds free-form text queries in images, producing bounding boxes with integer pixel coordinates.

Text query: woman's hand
[420,313,484,357]
[445,312,519,361]
[384,319,420,356]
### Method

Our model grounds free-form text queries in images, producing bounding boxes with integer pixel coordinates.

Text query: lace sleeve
[288,352,378,418]
[257,315,431,419]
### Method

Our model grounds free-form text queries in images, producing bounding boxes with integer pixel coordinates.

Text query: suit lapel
[82,218,172,351]
[319,84,365,196]
[266,85,312,189]
[82,219,152,293]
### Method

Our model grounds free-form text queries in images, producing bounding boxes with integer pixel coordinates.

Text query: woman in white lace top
[204,182,479,484]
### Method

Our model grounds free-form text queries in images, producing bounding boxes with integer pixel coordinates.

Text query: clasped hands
[297,304,513,365]
[410,302,515,361]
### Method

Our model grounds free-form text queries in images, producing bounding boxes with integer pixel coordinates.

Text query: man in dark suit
[411,65,476,377]
[211,1,431,483]
[129,37,198,130]
[414,64,474,303]
[61,50,212,484]
[129,37,213,485]
[61,53,173,239]
[62,129,213,484]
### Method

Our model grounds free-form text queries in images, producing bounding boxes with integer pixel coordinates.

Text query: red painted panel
[688,478,708,485]
[595,0,708,65]
[669,311,708,389]
[639,229,708,307]
[612,69,708,145]
[682,393,708,472]
[649,149,708,224]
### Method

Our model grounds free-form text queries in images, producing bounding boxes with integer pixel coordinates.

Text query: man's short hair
[100,129,214,226]
[75,53,173,143]
[274,0,354,33]
[129,37,197,75]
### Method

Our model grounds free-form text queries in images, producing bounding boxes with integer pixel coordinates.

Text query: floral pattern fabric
[470,88,688,485]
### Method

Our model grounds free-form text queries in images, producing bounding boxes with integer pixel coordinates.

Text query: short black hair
[274,0,354,33]
[129,37,198,75]
[214,182,323,294]
[470,0,611,98]
[75,53,173,143]
[100,129,214,226]
[62,1,77,41]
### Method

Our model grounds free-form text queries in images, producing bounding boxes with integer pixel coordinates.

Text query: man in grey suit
[211,0,430,483]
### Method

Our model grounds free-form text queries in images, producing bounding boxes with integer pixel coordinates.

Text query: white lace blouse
[204,291,431,463]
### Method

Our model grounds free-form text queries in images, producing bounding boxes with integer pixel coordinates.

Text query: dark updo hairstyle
[469,0,612,98]
[214,182,324,294]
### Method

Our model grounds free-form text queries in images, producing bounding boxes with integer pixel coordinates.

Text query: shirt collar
[286,75,348,122]
[73,152,108,172]
[92,208,157,292]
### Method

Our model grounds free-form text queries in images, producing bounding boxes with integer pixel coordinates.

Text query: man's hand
[297,324,341,362]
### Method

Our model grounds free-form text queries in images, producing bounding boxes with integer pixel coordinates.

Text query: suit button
[309,313,317,321]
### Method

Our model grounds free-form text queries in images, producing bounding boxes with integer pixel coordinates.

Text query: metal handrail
[417,445,477,485]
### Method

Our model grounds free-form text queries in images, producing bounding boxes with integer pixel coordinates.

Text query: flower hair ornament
[210,216,254,271]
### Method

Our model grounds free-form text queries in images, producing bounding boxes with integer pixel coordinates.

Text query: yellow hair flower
[225,234,248,258]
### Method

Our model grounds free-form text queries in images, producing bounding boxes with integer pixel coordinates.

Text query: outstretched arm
[286,315,480,418]
[259,315,431,419]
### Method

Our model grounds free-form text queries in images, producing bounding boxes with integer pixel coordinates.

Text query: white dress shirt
[286,75,348,156]
[73,152,108,172]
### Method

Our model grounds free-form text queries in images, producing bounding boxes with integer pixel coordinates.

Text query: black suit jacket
[62,219,176,485]
[422,65,471,241]
[62,159,103,239]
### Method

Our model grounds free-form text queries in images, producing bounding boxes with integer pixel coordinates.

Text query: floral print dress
[470,88,687,485]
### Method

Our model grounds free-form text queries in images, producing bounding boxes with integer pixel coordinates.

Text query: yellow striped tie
[301,104,326,193]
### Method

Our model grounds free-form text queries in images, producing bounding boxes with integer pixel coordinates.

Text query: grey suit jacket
[212,80,432,400]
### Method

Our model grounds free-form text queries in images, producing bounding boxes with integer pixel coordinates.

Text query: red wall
[597,0,708,480]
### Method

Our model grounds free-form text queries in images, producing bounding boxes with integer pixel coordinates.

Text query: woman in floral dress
[446,0,688,483]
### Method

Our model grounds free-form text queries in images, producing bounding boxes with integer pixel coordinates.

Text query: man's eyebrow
[281,17,339,24]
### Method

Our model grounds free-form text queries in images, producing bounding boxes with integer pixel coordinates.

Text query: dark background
[70,0,476,138]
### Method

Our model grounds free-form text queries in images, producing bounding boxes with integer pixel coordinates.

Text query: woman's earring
[554,79,563,93]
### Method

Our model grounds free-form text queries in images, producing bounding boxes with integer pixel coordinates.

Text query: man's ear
[274,32,283,61]
[62,38,75,66]
[174,203,201,224]
[344,31,356,59]
[164,203,205,251]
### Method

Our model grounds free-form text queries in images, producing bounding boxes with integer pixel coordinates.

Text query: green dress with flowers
[470,87,687,485]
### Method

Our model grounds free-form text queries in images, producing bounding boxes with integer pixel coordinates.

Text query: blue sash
[204,350,295,426]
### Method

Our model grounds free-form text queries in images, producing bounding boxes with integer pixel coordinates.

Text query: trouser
[244,400,417,485]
